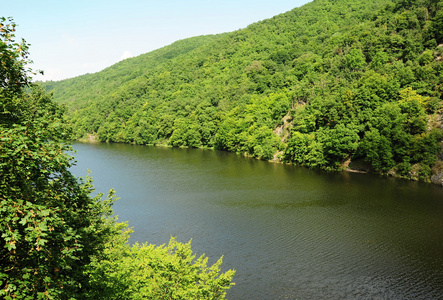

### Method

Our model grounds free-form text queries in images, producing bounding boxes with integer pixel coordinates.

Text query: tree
[87,234,235,299]
[0,17,118,298]
[317,123,360,167]
[0,18,235,299]
[0,17,33,98]
[358,128,395,172]
[345,48,366,71]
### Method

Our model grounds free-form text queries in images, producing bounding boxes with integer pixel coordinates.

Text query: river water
[71,142,443,299]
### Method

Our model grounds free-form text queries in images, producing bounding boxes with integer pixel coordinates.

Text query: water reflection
[71,143,443,299]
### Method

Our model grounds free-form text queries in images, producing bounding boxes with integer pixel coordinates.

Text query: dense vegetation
[46,0,443,183]
[0,17,234,299]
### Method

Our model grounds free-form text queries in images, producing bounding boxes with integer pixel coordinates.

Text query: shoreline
[73,139,443,186]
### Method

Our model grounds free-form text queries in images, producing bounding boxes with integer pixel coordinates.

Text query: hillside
[45,0,443,184]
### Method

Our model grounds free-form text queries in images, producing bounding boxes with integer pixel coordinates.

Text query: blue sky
[2,0,310,81]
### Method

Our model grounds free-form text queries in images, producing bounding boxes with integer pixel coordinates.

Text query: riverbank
[74,137,443,186]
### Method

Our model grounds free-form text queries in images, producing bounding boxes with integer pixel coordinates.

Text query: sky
[1,0,311,81]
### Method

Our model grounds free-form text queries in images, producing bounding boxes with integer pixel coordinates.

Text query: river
[71,142,443,299]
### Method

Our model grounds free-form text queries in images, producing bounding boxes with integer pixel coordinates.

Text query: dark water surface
[71,142,443,299]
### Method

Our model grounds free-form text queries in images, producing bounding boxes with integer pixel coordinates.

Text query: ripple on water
[71,143,443,300]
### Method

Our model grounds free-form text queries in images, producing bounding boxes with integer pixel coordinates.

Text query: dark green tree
[0,17,118,298]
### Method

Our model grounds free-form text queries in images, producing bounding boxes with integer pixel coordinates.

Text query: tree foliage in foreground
[87,229,235,299]
[46,0,443,182]
[0,17,234,299]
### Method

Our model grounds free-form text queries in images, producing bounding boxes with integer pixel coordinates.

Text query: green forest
[45,0,443,184]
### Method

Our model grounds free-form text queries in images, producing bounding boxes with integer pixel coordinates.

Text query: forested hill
[45,0,443,184]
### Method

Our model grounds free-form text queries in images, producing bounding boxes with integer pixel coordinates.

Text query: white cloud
[119,50,133,61]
